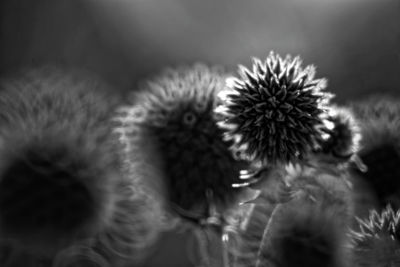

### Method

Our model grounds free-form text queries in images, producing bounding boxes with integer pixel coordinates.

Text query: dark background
[1,0,400,103]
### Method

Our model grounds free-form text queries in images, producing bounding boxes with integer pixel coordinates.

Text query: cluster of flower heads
[212,52,372,267]
[1,54,392,267]
[215,52,334,166]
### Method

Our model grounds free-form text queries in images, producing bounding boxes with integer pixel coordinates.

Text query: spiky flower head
[350,97,400,209]
[0,68,164,266]
[125,65,247,218]
[216,51,333,166]
[0,69,122,256]
[316,106,361,160]
[351,206,400,266]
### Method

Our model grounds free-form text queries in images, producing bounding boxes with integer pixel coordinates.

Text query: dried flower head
[351,206,400,266]
[216,52,333,165]
[125,65,247,218]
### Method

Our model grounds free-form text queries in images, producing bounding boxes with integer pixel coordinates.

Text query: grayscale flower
[317,106,361,160]
[351,206,400,267]
[216,52,333,166]
[124,65,248,219]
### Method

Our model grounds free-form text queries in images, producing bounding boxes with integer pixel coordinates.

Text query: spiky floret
[125,65,247,218]
[317,106,361,160]
[351,206,400,266]
[216,51,333,165]
[352,206,400,243]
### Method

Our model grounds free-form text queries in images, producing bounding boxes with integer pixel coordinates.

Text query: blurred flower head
[317,106,361,160]
[350,96,400,209]
[0,68,164,266]
[125,64,248,218]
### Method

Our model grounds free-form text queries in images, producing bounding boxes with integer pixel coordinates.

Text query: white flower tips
[215,52,333,165]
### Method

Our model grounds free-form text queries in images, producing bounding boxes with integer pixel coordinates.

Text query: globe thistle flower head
[0,69,122,249]
[0,68,164,265]
[129,65,247,217]
[216,52,333,166]
[351,206,400,266]
[316,106,361,161]
[351,97,400,209]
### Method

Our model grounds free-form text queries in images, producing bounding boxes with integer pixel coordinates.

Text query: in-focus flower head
[216,51,333,166]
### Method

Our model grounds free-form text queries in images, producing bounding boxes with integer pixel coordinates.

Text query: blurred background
[1,0,400,102]
[0,1,399,266]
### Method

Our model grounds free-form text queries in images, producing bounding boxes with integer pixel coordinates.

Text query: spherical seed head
[130,65,247,215]
[216,52,333,165]
[351,207,400,266]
